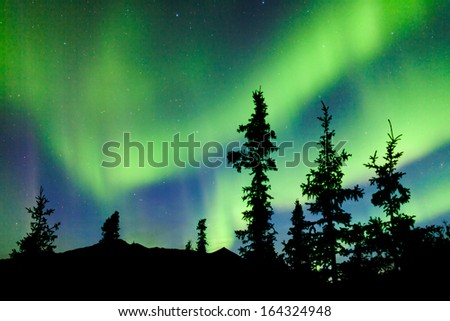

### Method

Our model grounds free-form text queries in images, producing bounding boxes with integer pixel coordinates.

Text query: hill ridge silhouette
[2,238,449,300]
[1,239,290,300]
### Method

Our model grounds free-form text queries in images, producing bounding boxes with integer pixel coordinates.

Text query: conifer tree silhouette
[444,221,450,239]
[100,211,120,243]
[342,218,388,280]
[282,200,313,272]
[227,88,278,261]
[301,101,363,283]
[364,120,413,272]
[196,218,208,254]
[10,186,60,258]
[185,240,193,251]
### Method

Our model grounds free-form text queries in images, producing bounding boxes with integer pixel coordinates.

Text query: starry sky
[1,0,449,259]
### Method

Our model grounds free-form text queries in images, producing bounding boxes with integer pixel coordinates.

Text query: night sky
[1,0,449,259]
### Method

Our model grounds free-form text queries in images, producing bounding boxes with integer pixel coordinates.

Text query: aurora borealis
[1,0,449,259]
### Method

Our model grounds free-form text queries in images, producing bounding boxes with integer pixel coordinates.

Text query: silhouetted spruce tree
[401,223,450,279]
[301,101,363,283]
[196,218,208,254]
[341,219,387,281]
[364,120,413,272]
[185,240,193,251]
[100,211,120,243]
[340,221,367,281]
[10,186,60,258]
[227,88,278,261]
[282,200,313,272]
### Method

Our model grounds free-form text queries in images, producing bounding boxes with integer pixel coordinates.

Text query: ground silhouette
[0,240,291,300]
[1,239,448,301]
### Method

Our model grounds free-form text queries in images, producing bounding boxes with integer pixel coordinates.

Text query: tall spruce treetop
[10,186,60,258]
[365,120,411,220]
[227,88,278,261]
[196,218,208,254]
[364,120,413,271]
[282,200,313,272]
[301,101,363,282]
